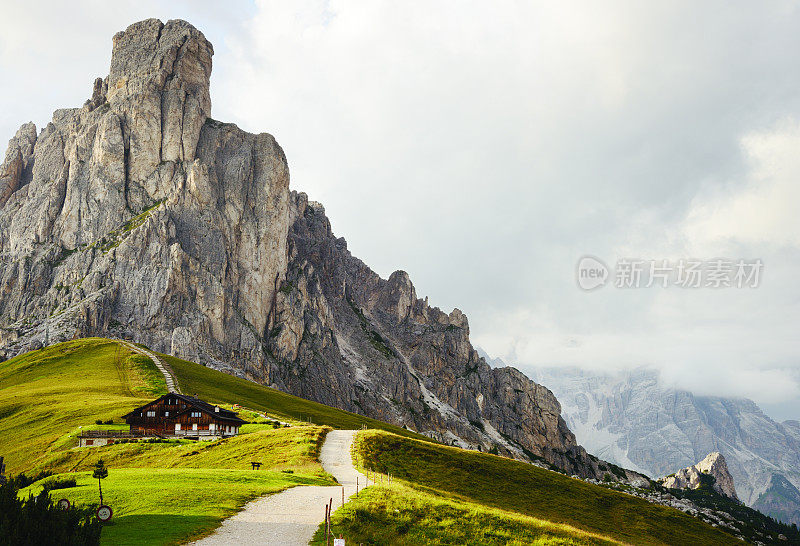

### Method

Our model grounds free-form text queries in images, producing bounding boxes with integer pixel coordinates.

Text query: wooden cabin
[123,393,246,439]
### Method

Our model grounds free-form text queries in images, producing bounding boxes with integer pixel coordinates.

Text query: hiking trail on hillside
[192,429,366,545]
[118,340,181,394]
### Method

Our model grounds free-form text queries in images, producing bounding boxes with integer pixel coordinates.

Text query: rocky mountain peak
[0,18,633,483]
[660,452,739,501]
[107,18,213,184]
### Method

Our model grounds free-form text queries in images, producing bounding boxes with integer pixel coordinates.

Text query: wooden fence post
[325,505,330,546]
[328,497,333,545]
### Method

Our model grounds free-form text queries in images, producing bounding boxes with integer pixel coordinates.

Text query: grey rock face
[0,123,37,208]
[530,366,800,522]
[660,452,739,500]
[254,193,612,476]
[0,18,618,480]
[0,19,289,377]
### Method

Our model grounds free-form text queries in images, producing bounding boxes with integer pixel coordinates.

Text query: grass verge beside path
[352,431,740,546]
[311,483,621,545]
[31,425,332,476]
[22,468,329,546]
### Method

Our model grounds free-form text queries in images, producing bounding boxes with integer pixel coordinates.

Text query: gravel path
[192,430,366,545]
[117,339,180,393]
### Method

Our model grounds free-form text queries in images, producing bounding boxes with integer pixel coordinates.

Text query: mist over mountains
[518,360,800,525]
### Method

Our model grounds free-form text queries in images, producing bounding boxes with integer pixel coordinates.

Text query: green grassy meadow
[0,339,338,544]
[340,431,740,546]
[312,483,622,545]
[1,339,747,545]
[21,468,328,545]
[0,338,161,473]
[31,425,332,477]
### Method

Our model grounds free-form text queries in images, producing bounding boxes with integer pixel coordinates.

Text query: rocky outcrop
[0,123,36,208]
[0,18,627,481]
[660,452,739,501]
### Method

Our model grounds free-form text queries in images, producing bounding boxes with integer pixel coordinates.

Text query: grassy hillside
[0,338,161,473]
[313,483,622,545]
[30,425,332,477]
[0,339,337,544]
[0,339,753,545]
[341,431,740,545]
[160,350,427,439]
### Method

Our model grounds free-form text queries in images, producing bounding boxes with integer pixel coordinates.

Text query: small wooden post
[356,476,359,496]
[328,497,333,545]
[342,485,345,507]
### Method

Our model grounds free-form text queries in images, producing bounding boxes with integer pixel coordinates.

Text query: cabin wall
[126,396,241,436]
[79,437,117,448]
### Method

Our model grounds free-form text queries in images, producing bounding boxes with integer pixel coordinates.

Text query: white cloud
[201,1,800,420]
[1,1,799,419]
[684,119,800,251]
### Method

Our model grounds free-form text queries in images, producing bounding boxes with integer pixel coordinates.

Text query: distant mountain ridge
[522,364,800,525]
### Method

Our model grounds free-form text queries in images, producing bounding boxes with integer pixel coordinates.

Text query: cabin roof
[123,393,247,424]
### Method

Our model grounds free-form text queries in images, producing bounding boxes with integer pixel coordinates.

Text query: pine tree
[92,460,108,505]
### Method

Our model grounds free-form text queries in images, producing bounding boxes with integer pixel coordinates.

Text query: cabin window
[164,411,169,417]
[190,411,202,417]
[192,423,198,431]
[86,440,93,446]
[175,423,181,431]
[147,411,156,417]
[209,423,215,431]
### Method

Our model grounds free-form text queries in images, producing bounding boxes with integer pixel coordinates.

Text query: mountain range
[523,364,800,525]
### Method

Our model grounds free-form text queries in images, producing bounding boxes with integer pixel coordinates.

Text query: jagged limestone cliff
[0,18,617,479]
[660,452,739,501]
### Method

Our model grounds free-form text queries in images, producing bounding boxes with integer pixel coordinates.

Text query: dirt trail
[117,339,180,393]
[192,430,366,545]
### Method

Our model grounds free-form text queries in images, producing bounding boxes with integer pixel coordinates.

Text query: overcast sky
[2,1,799,420]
